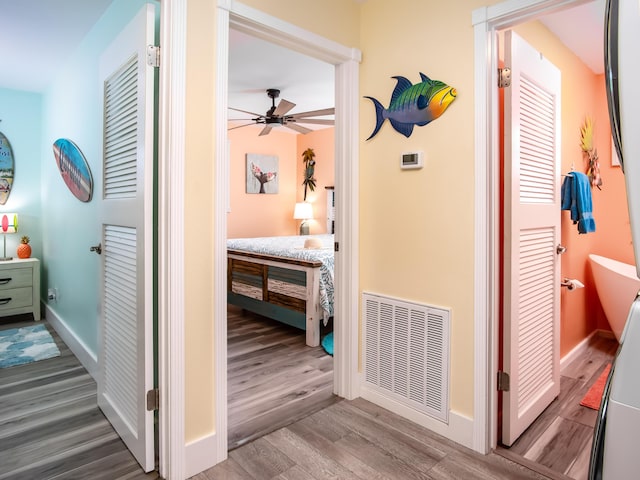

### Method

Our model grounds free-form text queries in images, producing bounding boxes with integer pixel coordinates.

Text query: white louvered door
[97,4,156,471]
[502,30,561,446]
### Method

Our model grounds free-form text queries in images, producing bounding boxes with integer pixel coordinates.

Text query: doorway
[225,26,339,449]
[212,0,362,460]
[476,0,615,477]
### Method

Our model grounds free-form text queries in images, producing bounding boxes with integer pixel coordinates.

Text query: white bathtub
[589,254,640,342]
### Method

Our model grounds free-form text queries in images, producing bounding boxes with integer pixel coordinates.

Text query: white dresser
[0,258,40,320]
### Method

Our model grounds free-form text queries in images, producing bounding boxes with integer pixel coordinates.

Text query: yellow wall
[359,0,485,418]
[185,0,216,442]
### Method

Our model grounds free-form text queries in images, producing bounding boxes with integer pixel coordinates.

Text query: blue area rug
[322,332,333,356]
[0,324,60,368]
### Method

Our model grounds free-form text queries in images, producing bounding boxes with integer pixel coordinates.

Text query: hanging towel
[561,172,596,234]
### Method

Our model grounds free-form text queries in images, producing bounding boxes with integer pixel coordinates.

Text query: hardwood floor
[197,397,555,480]
[1,310,615,480]
[498,333,618,480]
[227,306,338,450]
[0,316,156,480]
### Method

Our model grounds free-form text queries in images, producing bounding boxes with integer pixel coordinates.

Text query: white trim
[211,0,362,470]
[333,55,361,400]
[185,433,219,479]
[214,1,230,464]
[45,304,98,380]
[361,383,474,449]
[473,0,592,455]
[158,0,187,478]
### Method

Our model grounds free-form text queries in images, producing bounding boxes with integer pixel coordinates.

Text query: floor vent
[363,292,450,423]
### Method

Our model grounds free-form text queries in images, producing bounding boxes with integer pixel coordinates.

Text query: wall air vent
[363,292,450,423]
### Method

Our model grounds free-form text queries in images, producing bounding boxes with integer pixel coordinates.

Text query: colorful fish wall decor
[365,73,457,140]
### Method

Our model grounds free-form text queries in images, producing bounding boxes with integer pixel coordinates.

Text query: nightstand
[0,258,40,320]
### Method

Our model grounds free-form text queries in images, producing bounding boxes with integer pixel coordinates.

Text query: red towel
[580,364,612,410]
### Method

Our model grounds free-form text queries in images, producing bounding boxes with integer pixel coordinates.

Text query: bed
[227,234,334,347]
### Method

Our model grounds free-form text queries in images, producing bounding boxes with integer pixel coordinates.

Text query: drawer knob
[0,278,11,285]
[0,297,12,305]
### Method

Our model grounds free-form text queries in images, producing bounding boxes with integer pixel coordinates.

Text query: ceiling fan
[228,88,334,136]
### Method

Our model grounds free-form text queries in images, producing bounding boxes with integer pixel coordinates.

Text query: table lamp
[0,213,17,261]
[293,202,313,235]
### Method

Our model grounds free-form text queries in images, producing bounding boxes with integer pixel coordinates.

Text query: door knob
[90,243,102,255]
[556,244,567,255]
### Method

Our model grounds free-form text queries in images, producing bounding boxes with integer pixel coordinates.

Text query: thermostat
[400,151,424,169]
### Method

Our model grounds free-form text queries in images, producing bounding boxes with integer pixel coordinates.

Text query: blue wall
[41,0,158,356]
[0,89,43,261]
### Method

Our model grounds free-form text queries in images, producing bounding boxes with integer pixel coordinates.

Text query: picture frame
[612,136,621,167]
[246,153,279,194]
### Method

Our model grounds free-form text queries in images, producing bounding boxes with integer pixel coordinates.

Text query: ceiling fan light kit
[228,88,334,136]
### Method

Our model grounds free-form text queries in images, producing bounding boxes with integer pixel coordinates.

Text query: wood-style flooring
[197,397,556,480]
[0,315,156,480]
[498,333,618,480]
[227,305,338,450]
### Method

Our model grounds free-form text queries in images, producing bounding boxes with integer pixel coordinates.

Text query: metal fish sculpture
[365,73,457,140]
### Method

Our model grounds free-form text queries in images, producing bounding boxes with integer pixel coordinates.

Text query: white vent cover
[363,292,450,423]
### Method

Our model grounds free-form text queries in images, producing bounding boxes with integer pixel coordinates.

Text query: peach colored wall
[513,23,634,357]
[296,128,335,235]
[227,126,335,237]
[227,127,298,237]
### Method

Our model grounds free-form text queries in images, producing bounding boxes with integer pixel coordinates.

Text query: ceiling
[0,0,606,126]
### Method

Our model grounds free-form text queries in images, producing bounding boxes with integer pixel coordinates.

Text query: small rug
[321,332,333,356]
[580,363,612,410]
[0,324,61,368]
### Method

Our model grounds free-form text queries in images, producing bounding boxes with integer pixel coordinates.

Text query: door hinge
[146,388,159,411]
[334,242,339,252]
[147,45,160,67]
[498,67,511,88]
[497,371,510,392]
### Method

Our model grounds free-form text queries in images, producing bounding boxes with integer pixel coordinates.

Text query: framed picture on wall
[246,153,279,194]
[612,137,621,167]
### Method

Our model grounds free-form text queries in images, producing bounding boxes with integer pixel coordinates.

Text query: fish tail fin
[364,96,386,140]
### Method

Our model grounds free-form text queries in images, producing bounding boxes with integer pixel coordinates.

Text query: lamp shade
[0,213,17,233]
[293,202,313,220]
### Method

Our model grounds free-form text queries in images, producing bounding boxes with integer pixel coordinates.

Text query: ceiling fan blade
[259,125,273,136]
[285,123,312,135]
[290,107,335,118]
[229,106,263,117]
[273,99,296,117]
[227,123,257,131]
[292,118,334,126]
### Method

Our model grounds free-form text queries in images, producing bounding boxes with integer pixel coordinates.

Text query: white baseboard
[44,304,98,380]
[359,383,474,450]
[185,432,222,478]
[560,329,617,371]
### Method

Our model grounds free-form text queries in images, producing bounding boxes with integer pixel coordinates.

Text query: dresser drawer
[0,268,33,290]
[0,287,33,310]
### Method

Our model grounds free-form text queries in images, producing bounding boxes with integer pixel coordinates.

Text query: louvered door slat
[502,31,561,446]
[97,4,155,472]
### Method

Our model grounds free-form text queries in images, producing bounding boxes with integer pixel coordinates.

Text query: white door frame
[213,0,362,456]
[157,0,361,477]
[157,0,187,478]
[473,0,590,454]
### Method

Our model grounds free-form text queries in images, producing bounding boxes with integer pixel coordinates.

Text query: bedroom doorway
[225,26,339,449]
[214,1,361,460]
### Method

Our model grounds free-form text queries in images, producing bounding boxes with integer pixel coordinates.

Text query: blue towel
[561,172,596,234]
